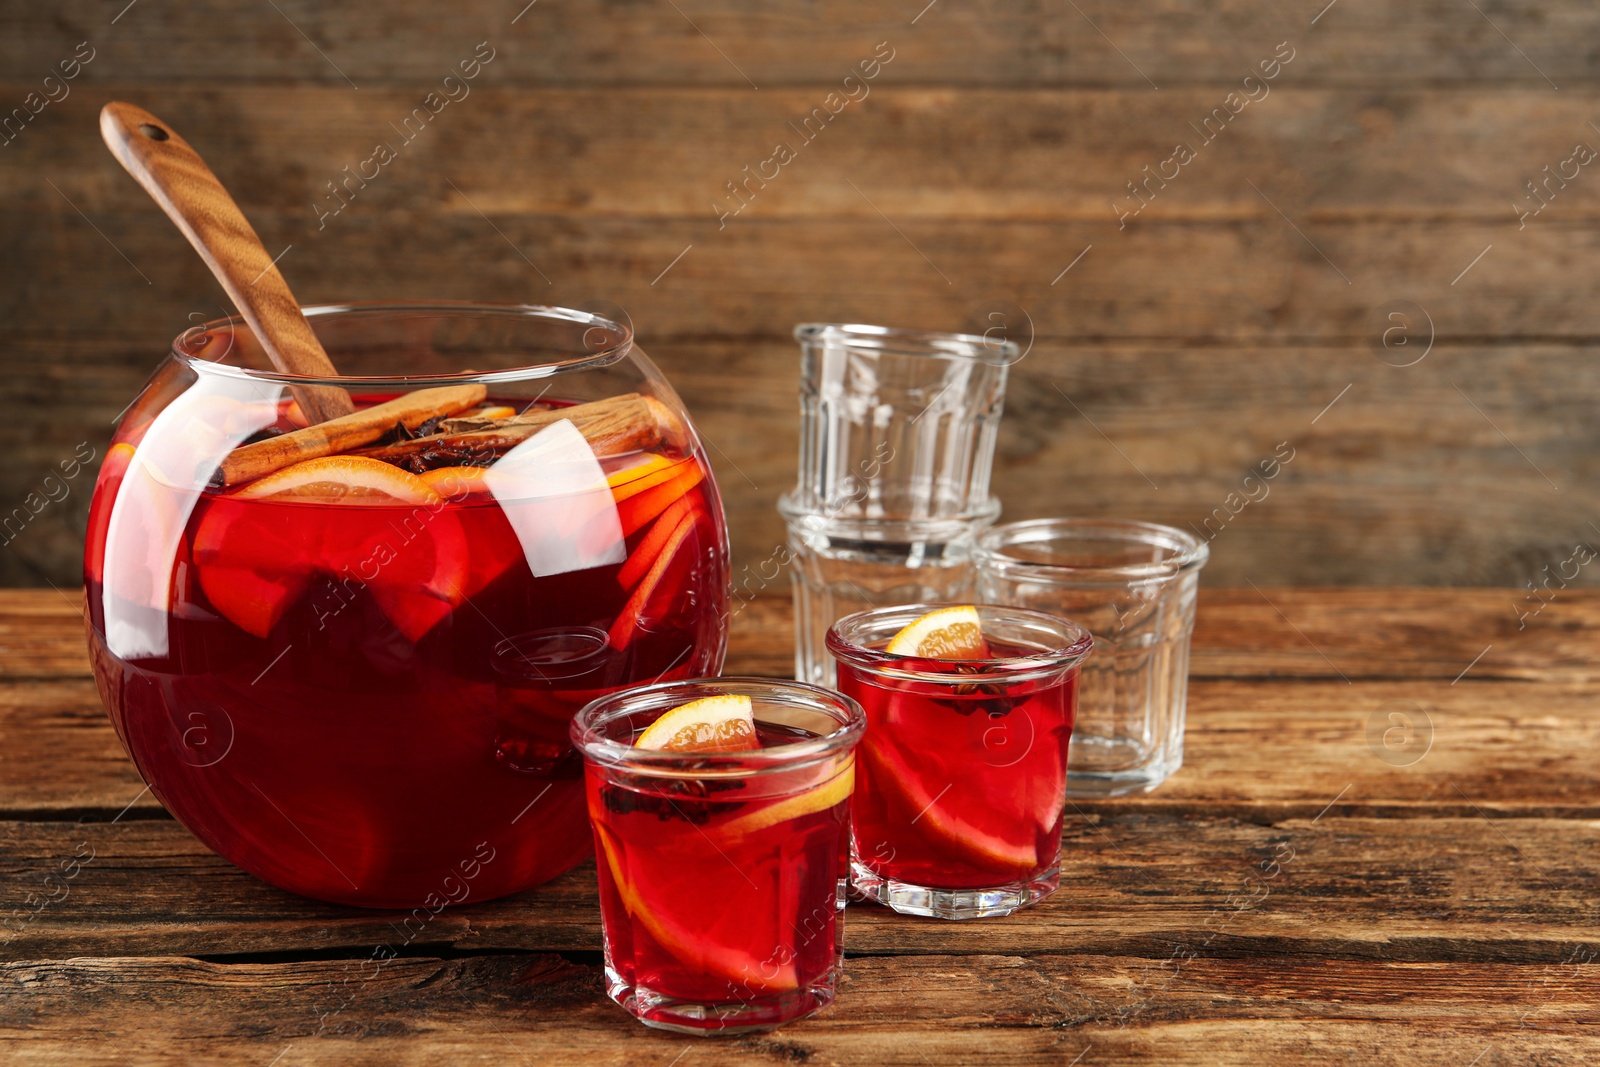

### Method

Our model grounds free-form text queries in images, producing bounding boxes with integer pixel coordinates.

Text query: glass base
[1066,742,1181,798]
[605,964,838,1035]
[851,859,1059,919]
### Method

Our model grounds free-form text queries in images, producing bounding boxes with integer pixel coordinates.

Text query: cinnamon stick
[437,392,629,435]
[350,394,670,466]
[214,384,487,487]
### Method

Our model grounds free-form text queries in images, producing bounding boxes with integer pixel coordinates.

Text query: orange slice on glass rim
[635,693,758,753]
[885,605,992,659]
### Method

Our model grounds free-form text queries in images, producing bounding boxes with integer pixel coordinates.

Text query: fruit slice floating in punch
[870,605,1043,873]
[193,456,467,641]
[635,693,757,753]
[594,825,799,993]
[616,494,699,591]
[607,504,701,652]
[616,461,704,537]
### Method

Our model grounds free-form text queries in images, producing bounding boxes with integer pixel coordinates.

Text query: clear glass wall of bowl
[83,303,730,907]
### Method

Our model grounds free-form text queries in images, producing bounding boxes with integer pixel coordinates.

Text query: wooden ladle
[99,101,354,423]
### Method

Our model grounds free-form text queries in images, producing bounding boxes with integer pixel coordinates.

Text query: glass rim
[172,302,635,388]
[570,676,866,778]
[826,603,1093,683]
[976,518,1211,585]
[778,494,1002,536]
[793,322,1021,364]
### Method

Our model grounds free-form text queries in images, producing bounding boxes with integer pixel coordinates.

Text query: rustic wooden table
[1,589,1596,1064]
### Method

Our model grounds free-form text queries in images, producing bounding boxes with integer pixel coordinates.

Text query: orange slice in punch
[860,735,1040,876]
[594,825,799,993]
[885,605,991,659]
[616,495,699,591]
[195,565,308,640]
[605,454,675,491]
[194,457,467,641]
[235,456,438,503]
[419,465,492,499]
[607,506,700,652]
[616,461,705,538]
[635,693,757,753]
[712,761,854,840]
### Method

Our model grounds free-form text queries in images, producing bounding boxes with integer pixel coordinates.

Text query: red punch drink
[84,305,731,908]
[828,605,1091,919]
[572,680,864,1033]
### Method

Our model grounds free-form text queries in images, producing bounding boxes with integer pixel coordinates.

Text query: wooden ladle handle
[100,102,354,423]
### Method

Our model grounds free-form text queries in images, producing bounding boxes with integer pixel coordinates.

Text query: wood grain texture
[10,211,1600,345]
[5,0,1600,86]
[2,813,1595,961]
[15,90,1600,223]
[4,589,1598,816]
[6,77,1600,585]
[13,588,1600,683]
[96,103,354,423]
[0,587,1595,1059]
[4,335,1598,588]
[1,954,1595,1066]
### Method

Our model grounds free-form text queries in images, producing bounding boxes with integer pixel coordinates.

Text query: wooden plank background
[2,1,1597,590]
[3,588,1598,1063]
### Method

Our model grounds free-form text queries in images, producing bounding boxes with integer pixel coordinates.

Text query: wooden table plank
[6,591,1598,817]
[9,336,1600,591]
[10,589,1600,682]
[4,813,1593,962]
[2,954,1595,1066]
[7,675,1598,817]
[19,90,1600,224]
[12,213,1600,347]
[6,0,1600,86]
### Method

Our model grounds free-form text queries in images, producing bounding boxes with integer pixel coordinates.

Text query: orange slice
[194,456,468,642]
[860,737,1040,876]
[594,825,798,993]
[607,506,700,652]
[635,694,757,752]
[712,761,854,840]
[885,605,991,659]
[605,454,674,490]
[616,494,698,591]
[196,564,308,639]
[476,405,517,419]
[420,465,492,499]
[238,455,438,504]
[617,462,705,537]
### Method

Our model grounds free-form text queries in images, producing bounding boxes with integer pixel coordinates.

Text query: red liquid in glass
[839,641,1076,889]
[587,723,850,1030]
[84,398,728,908]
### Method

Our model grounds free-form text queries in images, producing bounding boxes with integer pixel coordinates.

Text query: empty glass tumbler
[780,324,1020,687]
[975,519,1208,797]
